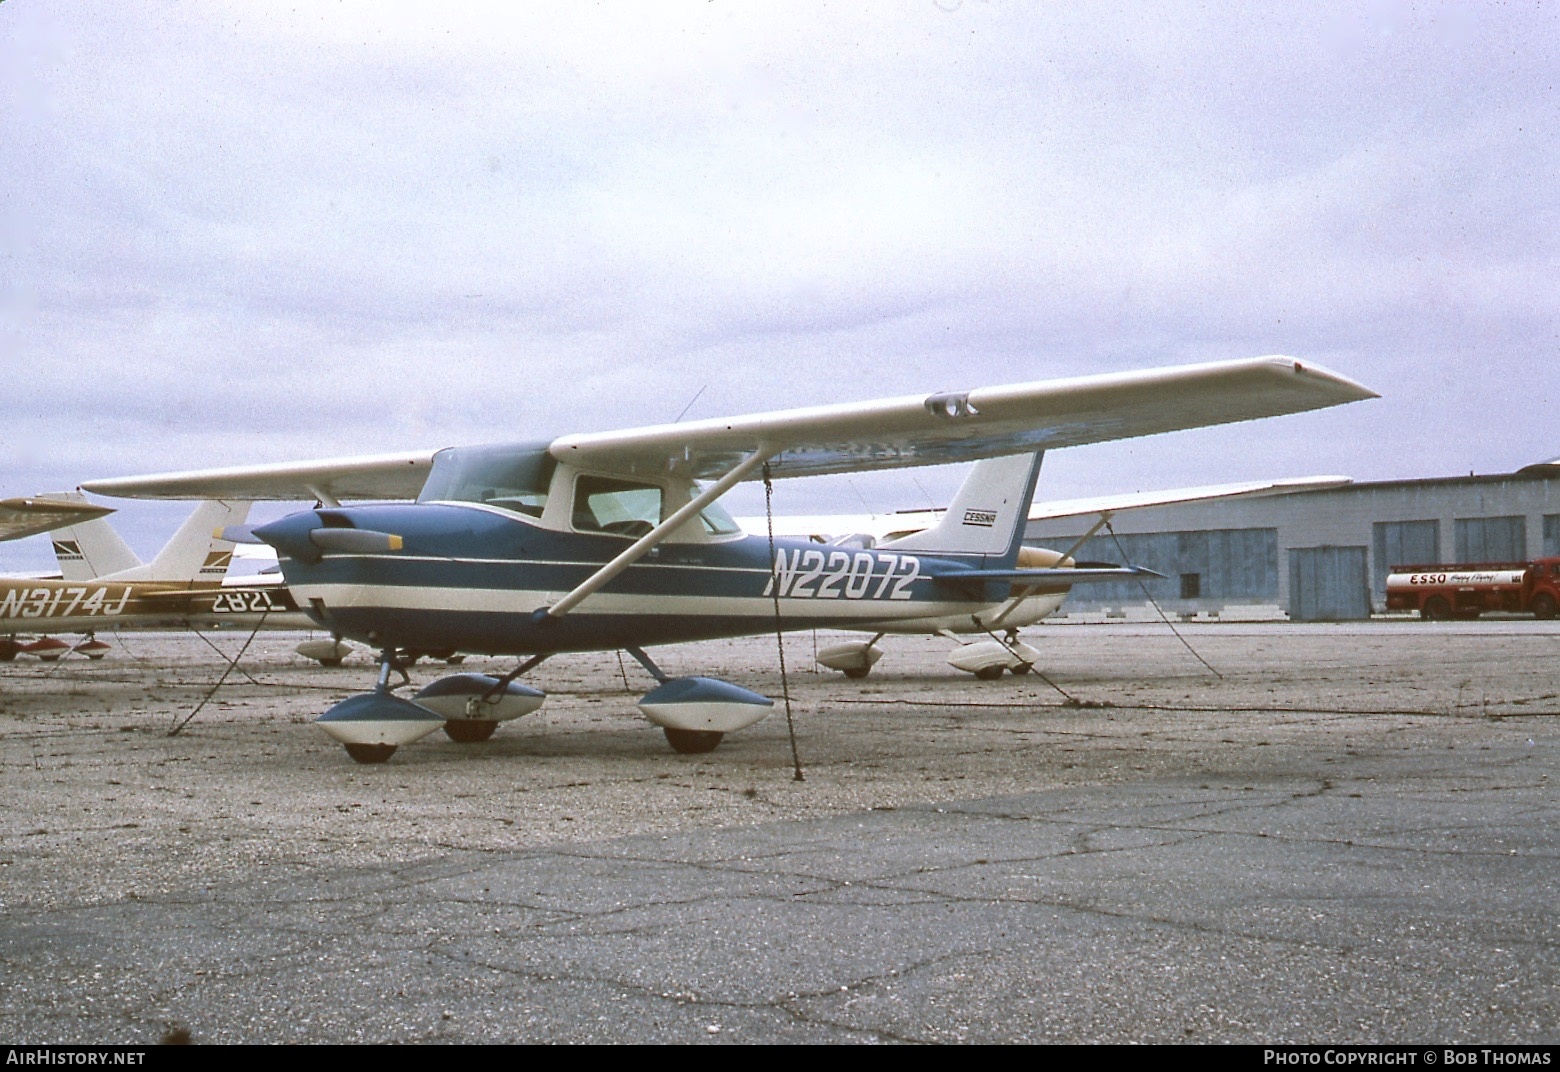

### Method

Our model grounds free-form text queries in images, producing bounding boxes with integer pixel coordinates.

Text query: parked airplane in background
[0,498,310,661]
[86,356,1376,763]
[739,475,1353,679]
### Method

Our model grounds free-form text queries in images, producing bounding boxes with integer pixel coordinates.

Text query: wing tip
[1264,355,1380,401]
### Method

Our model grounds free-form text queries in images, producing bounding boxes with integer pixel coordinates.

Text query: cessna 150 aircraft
[85,356,1376,763]
[0,497,311,661]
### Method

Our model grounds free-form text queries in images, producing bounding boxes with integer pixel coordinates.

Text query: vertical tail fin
[40,491,142,580]
[882,451,1043,565]
[103,501,251,583]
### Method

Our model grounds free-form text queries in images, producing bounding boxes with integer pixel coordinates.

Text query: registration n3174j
[0,586,134,620]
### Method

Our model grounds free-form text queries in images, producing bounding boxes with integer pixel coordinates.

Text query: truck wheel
[1532,593,1558,621]
[1422,597,1451,621]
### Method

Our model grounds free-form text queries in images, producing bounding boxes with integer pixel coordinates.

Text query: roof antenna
[674,385,708,424]
[847,478,874,516]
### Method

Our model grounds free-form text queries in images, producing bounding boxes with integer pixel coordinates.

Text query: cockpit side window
[419,443,557,518]
[697,496,743,537]
[573,475,663,538]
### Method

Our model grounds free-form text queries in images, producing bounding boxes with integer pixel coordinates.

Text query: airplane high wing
[0,497,115,544]
[82,451,439,506]
[84,356,1368,501]
[83,355,1377,764]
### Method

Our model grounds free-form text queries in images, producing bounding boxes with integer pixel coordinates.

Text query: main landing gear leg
[1003,629,1033,675]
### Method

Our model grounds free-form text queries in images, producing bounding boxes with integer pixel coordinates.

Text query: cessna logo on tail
[962,509,998,528]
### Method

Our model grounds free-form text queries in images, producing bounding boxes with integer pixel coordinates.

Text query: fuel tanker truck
[1385,558,1560,620]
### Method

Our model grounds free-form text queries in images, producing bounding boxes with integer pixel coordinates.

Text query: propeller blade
[308,528,405,554]
[216,525,263,544]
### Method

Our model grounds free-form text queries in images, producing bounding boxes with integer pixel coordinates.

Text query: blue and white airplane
[84,356,1376,763]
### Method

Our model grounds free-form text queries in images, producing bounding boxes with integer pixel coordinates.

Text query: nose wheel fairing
[316,692,446,763]
[411,673,548,745]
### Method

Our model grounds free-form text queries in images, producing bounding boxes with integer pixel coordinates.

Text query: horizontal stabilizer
[935,565,1165,585]
[130,589,205,603]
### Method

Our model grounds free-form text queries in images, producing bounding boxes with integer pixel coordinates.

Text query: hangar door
[1373,519,1440,605]
[1288,546,1371,621]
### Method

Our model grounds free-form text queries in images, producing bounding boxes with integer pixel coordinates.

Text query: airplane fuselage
[267,502,1066,656]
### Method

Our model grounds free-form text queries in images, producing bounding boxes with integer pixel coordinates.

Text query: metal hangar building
[1024,459,1560,621]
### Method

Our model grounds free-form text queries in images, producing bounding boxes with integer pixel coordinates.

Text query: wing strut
[544,446,776,620]
[1059,512,1116,563]
[984,511,1117,630]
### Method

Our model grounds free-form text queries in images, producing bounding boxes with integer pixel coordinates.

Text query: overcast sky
[2,1,1556,570]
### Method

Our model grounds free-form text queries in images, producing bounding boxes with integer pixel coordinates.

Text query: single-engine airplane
[0,497,311,661]
[84,356,1376,763]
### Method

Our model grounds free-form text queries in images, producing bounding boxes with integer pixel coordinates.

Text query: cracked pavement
[1,623,1556,1042]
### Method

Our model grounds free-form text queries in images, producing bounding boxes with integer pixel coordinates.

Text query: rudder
[883,451,1043,565]
[41,491,141,580]
[104,500,251,583]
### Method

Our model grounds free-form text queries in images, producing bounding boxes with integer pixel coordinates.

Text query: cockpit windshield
[418,443,557,518]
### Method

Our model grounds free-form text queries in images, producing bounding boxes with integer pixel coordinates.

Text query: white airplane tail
[42,491,142,580]
[883,452,1043,563]
[104,500,251,583]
